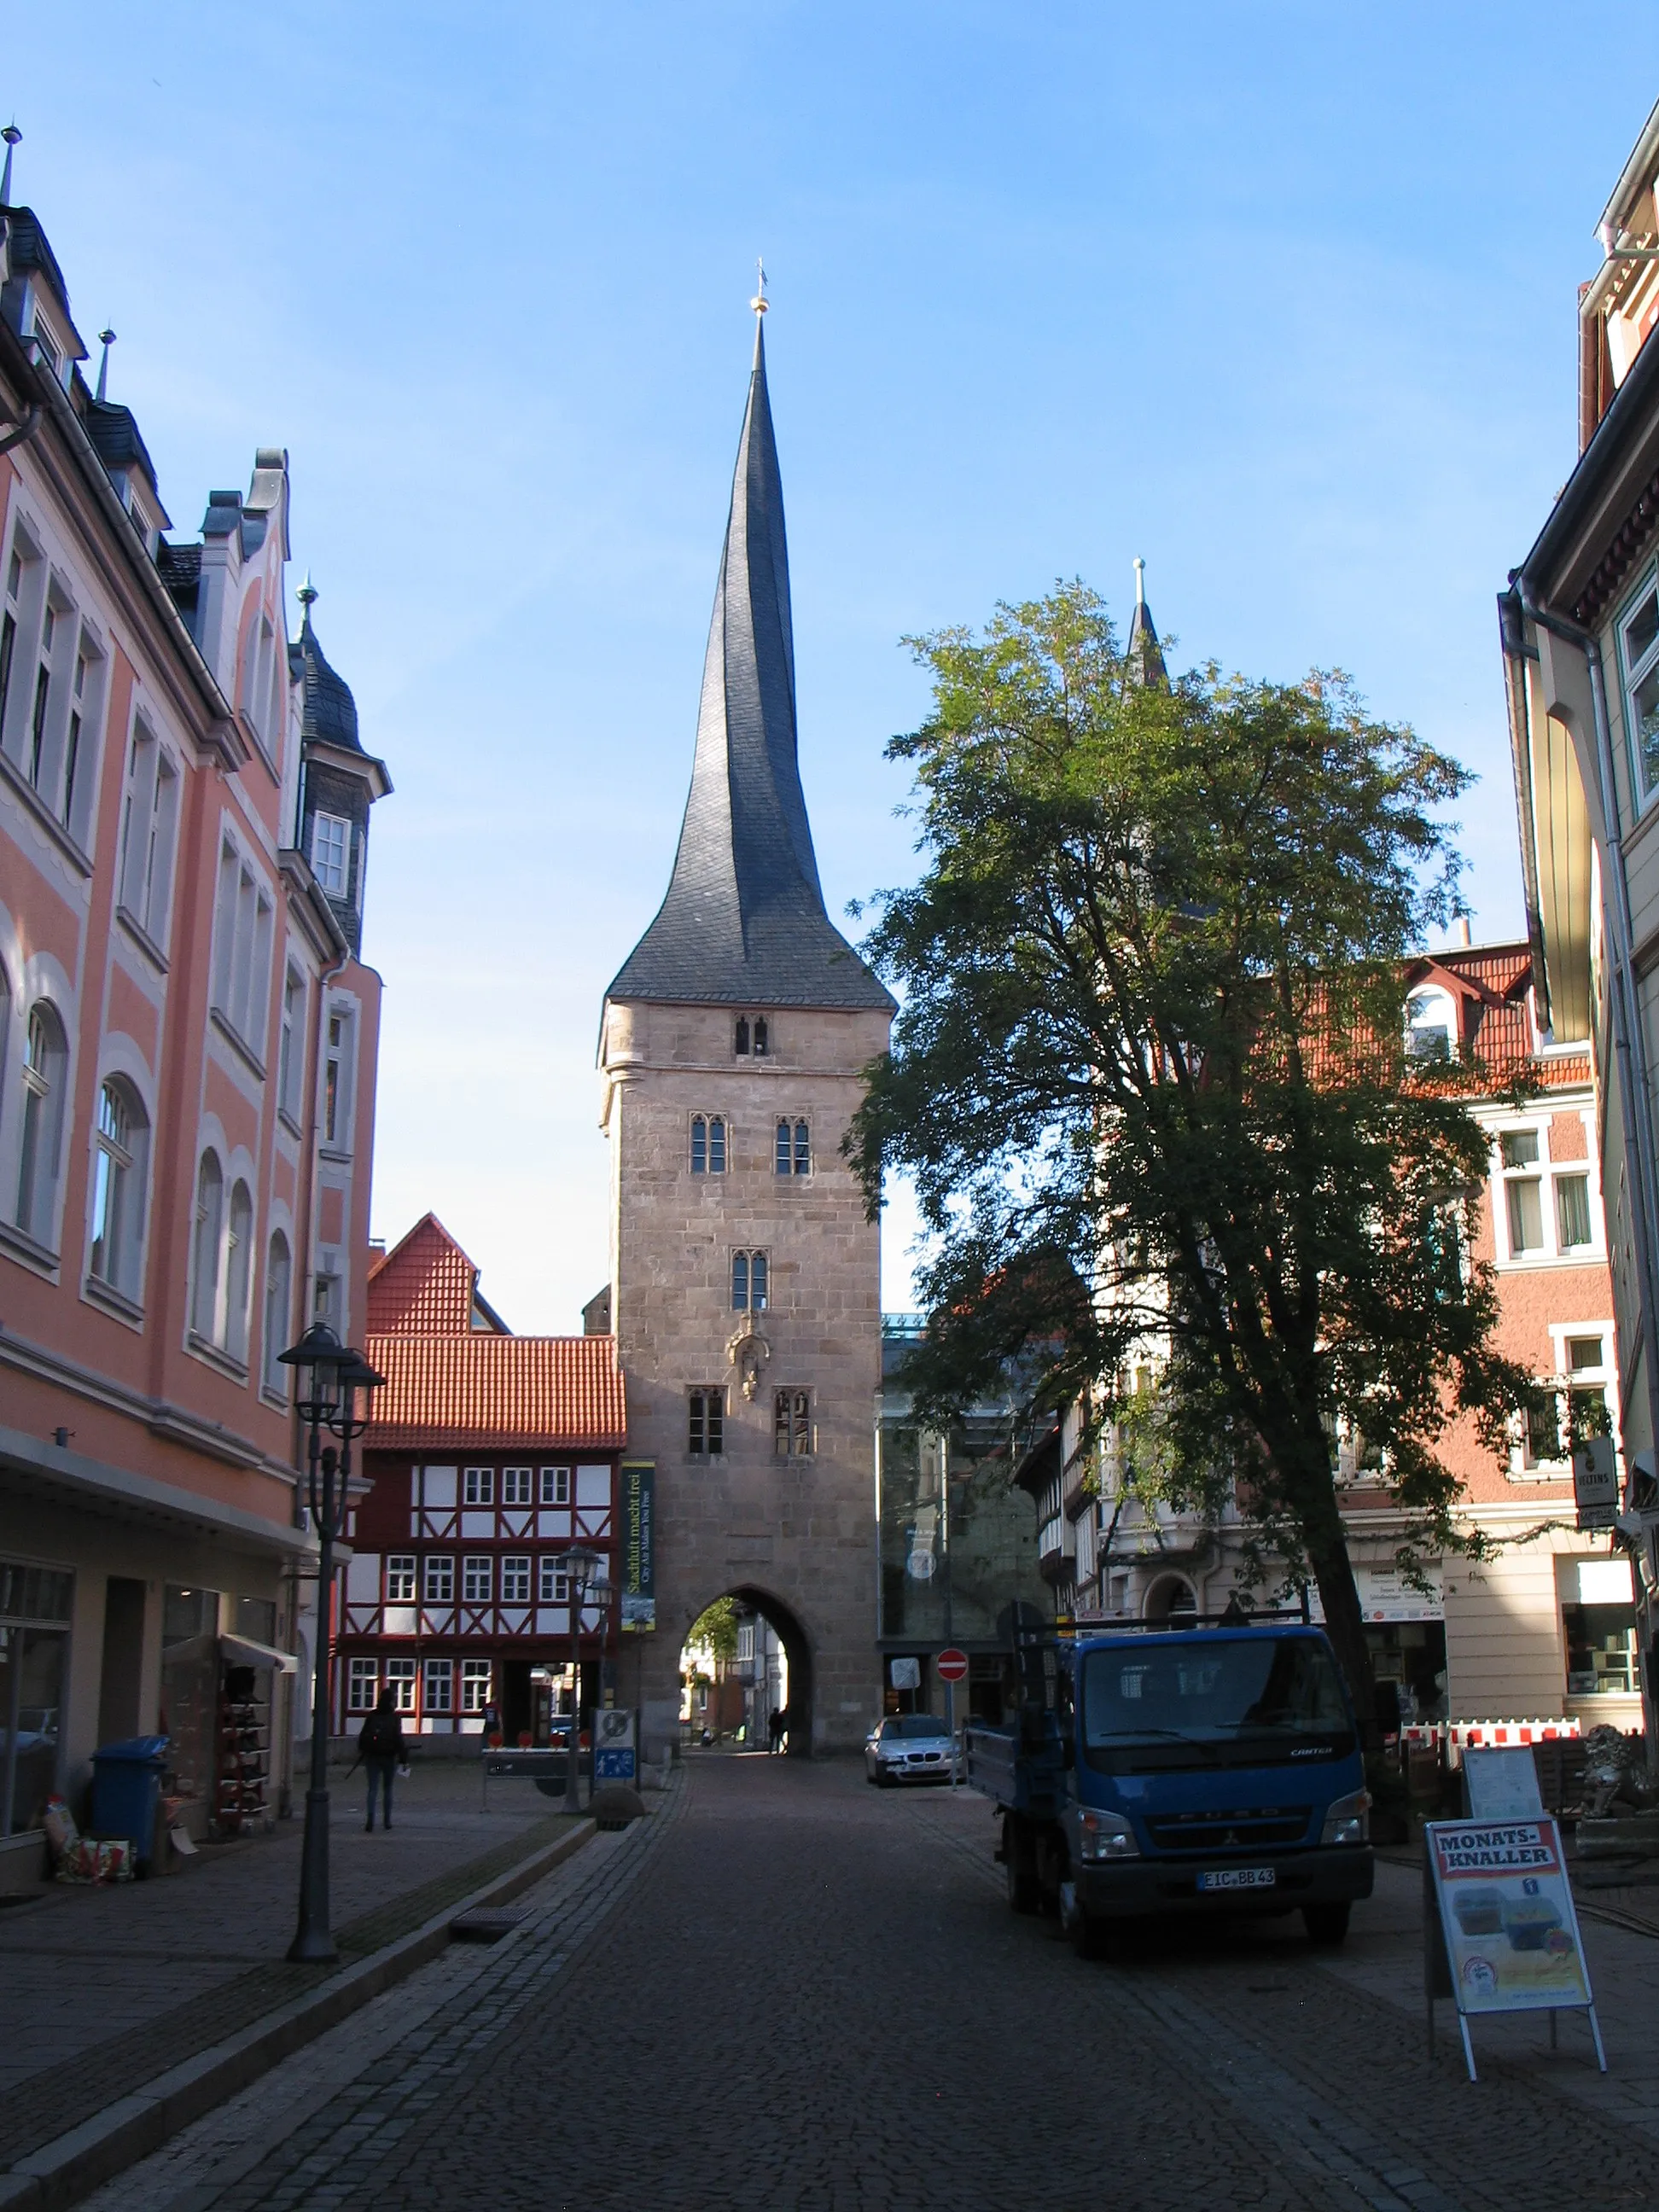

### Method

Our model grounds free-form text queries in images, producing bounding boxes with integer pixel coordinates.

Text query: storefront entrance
[0,1560,73,1837]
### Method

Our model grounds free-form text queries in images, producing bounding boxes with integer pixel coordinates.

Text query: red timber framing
[335,1214,626,1740]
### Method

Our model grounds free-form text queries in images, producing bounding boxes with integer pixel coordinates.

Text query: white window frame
[539,1466,570,1506]
[311,809,351,898]
[1616,562,1659,812]
[501,1466,533,1506]
[462,1555,492,1603]
[460,1657,492,1713]
[463,1466,494,1505]
[422,1656,454,1714]
[423,1554,454,1604]
[538,1557,569,1604]
[500,1555,531,1604]
[384,1657,416,1713]
[1406,985,1458,1063]
[347,1657,378,1712]
[1490,1115,1604,1269]
[385,1555,416,1603]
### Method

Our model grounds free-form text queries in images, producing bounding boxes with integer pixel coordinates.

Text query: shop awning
[221,1634,299,1674]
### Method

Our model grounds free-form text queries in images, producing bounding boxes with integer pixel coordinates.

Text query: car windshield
[885,1714,948,1738]
[1080,1636,1354,1773]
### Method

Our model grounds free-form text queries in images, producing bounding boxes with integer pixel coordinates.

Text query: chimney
[1453,917,1472,949]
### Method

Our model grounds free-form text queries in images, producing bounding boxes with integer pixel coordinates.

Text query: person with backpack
[360,1687,405,1831]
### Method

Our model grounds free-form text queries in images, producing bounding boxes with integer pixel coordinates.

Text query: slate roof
[293,607,362,753]
[84,397,160,497]
[364,1333,627,1451]
[607,319,894,1013]
[1127,590,1166,688]
[0,207,71,319]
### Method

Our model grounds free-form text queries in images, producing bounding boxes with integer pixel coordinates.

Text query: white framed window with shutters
[1492,1115,1603,1268]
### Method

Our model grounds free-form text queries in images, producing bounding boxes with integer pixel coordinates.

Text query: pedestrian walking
[360,1688,405,1831]
[775,1705,790,1755]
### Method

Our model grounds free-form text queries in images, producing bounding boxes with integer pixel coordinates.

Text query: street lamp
[280,1324,383,1964]
[562,1545,602,1811]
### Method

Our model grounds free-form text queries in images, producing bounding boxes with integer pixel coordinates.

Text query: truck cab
[965,1621,1374,1957]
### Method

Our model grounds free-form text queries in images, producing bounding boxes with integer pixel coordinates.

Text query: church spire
[607,305,893,1012]
[1126,556,1167,689]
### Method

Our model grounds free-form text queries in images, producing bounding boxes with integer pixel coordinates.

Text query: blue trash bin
[90,1735,169,1871]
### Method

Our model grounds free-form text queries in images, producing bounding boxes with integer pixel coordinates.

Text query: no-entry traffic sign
[935,1647,969,1683]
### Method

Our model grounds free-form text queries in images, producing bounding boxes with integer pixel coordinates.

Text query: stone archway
[1145,1575,1198,1625]
[681,1584,816,1758]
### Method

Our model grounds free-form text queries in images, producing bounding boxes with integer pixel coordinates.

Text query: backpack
[360,1708,401,1759]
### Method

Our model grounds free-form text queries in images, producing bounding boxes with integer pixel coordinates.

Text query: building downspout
[0,403,41,454]
[1516,582,1659,1769]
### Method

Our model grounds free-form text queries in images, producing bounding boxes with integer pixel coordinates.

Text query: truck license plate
[1198,1867,1276,1891]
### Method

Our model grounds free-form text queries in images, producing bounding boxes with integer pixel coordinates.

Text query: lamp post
[562,1545,602,1811]
[280,1324,383,1964]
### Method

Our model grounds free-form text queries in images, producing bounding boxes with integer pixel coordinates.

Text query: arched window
[734,1016,750,1057]
[263,1232,291,1393]
[224,1181,253,1361]
[731,1248,769,1312]
[1406,987,1458,1062]
[16,1001,67,1246]
[191,1153,224,1339]
[731,1249,748,1311]
[775,1119,790,1175]
[777,1119,811,1175]
[90,1078,149,1299]
[753,1016,768,1057]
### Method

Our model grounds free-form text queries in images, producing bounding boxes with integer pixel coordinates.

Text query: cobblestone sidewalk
[0,1759,577,2168]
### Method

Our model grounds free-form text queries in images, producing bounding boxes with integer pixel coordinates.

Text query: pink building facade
[0,167,388,1877]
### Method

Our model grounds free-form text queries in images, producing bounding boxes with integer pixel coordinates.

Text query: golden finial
[751,257,768,316]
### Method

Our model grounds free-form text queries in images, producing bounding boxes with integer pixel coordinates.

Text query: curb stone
[0,1819,596,2211]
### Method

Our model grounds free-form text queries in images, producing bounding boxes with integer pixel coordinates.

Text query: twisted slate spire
[608,317,893,1011]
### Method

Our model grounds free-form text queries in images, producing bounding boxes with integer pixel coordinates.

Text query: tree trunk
[1302,1507,1379,1755]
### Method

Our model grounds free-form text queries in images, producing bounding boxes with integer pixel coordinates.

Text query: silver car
[864,1713,954,1785]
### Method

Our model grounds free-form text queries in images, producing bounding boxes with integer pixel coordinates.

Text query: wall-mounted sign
[620,1461,655,1631]
[1573,1438,1618,1531]
[888,1656,921,1690]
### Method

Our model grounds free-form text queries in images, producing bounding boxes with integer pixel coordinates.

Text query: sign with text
[620,1461,655,1631]
[1426,1819,1592,2016]
[1573,1438,1618,1531]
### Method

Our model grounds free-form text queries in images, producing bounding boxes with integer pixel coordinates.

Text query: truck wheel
[1004,1816,1040,1915]
[1303,1901,1351,1947]
[1061,1881,1111,1960]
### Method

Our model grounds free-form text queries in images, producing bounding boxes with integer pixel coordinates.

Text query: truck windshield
[1080,1636,1354,1773]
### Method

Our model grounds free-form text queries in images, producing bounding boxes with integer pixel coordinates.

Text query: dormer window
[311,810,350,898]
[1406,987,1458,1062]
[28,314,62,381]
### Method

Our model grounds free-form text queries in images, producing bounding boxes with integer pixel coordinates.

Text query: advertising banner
[1426,1818,1592,2015]
[620,1461,655,1632]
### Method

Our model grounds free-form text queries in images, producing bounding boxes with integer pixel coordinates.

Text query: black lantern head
[279,1322,350,1427]
[331,1346,386,1430]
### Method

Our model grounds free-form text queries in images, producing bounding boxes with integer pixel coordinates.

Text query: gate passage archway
[679,1586,815,1759]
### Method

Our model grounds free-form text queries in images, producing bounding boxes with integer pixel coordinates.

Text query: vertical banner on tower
[620,1460,655,1632]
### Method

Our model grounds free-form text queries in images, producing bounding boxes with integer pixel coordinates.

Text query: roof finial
[1133,556,1146,608]
[95,329,116,405]
[1,124,20,207]
[751,257,768,317]
[296,571,317,624]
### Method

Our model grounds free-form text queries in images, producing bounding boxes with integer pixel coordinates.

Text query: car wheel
[876,1766,894,1789]
[1004,1815,1040,1915]
[1303,1901,1351,1947]
[1061,1881,1111,1960]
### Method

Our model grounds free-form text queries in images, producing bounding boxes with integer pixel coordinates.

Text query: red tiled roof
[364,1332,626,1450]
[1411,943,1591,1093]
[368,1214,477,1334]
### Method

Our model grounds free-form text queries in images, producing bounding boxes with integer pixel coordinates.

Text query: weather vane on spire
[751,257,768,316]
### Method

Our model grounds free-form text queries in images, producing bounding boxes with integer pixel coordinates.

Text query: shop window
[461,1658,492,1714]
[233,1595,276,1645]
[347,1658,379,1711]
[423,1658,454,1714]
[0,1557,73,1838]
[384,1658,416,1712]
[539,1467,570,1505]
[162,1584,218,1644]
[1564,1605,1639,1697]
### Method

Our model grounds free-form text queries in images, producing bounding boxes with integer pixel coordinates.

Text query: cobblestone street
[84,1754,1659,2212]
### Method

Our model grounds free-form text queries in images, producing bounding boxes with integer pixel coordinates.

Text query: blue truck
[963,1615,1374,1957]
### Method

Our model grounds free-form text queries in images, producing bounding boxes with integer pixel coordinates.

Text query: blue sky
[7,5,1656,1329]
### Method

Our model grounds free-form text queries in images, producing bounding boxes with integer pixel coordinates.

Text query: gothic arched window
[734,1016,750,1056]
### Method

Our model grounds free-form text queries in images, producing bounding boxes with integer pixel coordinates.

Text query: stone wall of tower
[602,997,890,1757]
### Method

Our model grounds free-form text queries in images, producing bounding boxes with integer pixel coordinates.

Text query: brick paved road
[127,1757,1659,2212]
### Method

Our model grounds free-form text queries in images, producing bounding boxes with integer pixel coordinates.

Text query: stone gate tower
[600,305,894,1759]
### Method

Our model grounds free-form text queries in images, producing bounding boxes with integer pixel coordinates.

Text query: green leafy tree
[686,1596,740,1668]
[847,584,1539,1735]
